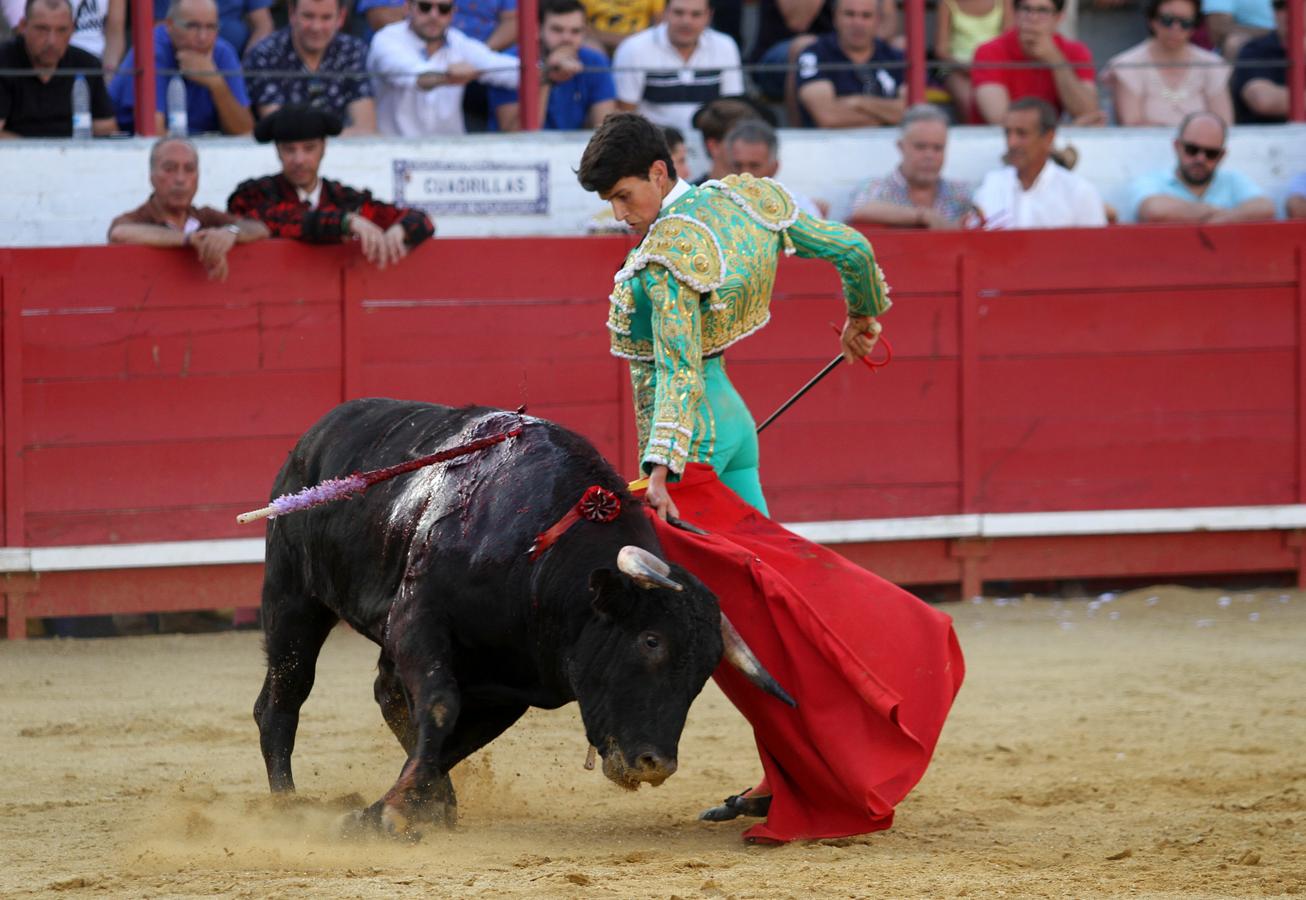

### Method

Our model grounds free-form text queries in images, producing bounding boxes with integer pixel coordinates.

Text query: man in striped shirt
[612,0,743,156]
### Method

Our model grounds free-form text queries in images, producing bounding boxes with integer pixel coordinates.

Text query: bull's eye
[637,631,666,663]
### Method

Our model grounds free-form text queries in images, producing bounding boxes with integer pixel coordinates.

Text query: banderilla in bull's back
[235,425,525,525]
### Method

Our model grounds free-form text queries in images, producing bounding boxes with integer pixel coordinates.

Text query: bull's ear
[589,568,620,617]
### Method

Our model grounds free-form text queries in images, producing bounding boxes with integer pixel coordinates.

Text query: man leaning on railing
[108,136,269,280]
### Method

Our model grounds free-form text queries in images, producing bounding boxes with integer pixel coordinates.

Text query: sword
[755,325,891,435]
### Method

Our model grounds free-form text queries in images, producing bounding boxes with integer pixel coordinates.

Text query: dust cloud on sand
[1,586,1303,898]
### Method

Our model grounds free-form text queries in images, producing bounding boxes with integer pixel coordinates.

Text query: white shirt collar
[661,179,691,211]
[296,179,323,208]
[1017,160,1054,194]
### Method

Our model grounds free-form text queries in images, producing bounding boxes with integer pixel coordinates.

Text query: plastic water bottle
[71,75,91,139]
[166,75,188,136]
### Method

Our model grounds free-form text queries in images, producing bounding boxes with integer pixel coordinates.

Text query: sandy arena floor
[1,585,1303,899]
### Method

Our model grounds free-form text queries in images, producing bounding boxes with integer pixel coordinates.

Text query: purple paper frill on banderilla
[267,473,369,518]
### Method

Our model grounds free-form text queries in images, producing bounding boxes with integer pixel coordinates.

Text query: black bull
[254,398,791,836]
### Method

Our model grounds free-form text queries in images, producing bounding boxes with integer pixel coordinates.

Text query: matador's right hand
[840,315,882,365]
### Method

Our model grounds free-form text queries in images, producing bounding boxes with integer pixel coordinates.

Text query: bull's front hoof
[335,803,422,843]
[336,796,456,842]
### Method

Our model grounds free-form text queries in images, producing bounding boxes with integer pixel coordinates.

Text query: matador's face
[600,161,671,237]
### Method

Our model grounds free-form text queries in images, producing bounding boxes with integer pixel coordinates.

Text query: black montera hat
[254,104,344,144]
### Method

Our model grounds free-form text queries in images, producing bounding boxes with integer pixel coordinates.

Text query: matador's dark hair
[577,113,676,194]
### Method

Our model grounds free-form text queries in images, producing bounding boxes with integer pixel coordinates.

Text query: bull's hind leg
[254,590,339,793]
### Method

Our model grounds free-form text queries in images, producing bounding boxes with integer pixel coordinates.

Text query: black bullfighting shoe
[698,790,773,822]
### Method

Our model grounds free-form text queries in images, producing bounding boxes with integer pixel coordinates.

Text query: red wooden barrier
[2,222,1305,634]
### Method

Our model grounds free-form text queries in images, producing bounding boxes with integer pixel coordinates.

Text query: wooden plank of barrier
[1298,244,1306,506]
[21,564,263,618]
[968,224,1300,292]
[959,251,979,514]
[3,259,24,548]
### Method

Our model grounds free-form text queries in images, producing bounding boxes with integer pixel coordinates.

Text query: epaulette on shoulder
[613,214,725,294]
[706,174,800,232]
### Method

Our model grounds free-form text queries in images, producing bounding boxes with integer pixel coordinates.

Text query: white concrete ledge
[790,514,981,543]
[785,504,1306,544]
[3,505,1304,574]
[1,538,265,574]
[3,125,1304,247]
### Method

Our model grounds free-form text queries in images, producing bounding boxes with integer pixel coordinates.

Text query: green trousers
[699,356,769,516]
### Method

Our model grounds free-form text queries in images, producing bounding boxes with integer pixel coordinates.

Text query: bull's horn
[721,614,797,708]
[616,546,684,592]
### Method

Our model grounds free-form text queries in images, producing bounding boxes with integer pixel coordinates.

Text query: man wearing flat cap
[227,104,434,268]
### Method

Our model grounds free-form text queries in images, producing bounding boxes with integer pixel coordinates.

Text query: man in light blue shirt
[1129,111,1275,224]
[1202,0,1273,58]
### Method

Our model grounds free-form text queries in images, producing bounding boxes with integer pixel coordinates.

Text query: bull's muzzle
[617,545,798,709]
[598,738,678,789]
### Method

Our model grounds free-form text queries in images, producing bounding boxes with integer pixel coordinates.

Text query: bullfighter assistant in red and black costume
[227,104,433,269]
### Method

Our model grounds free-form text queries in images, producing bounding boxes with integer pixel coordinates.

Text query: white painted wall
[2,124,1304,248]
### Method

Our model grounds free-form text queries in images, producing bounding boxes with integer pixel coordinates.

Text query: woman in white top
[1103,0,1233,127]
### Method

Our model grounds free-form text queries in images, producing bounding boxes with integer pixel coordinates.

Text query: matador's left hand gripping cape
[607,174,892,476]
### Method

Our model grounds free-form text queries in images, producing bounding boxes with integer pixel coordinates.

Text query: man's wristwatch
[224,224,241,236]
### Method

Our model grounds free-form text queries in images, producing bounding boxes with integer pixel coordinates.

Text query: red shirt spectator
[970,0,1100,125]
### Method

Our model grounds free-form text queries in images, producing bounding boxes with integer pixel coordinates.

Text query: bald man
[107,0,253,135]
[1129,112,1275,224]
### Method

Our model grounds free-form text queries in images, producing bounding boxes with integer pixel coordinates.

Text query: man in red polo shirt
[971,0,1102,125]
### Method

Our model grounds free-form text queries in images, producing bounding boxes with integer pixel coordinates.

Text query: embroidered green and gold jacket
[608,174,891,476]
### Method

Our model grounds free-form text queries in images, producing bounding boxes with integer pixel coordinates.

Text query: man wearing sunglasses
[1230,0,1300,124]
[367,0,520,135]
[1129,111,1274,224]
[970,0,1101,125]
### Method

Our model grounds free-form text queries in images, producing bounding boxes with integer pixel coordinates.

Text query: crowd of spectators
[1,0,1304,225]
[4,0,1303,136]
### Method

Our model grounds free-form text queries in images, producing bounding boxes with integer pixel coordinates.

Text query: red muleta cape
[644,464,965,844]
